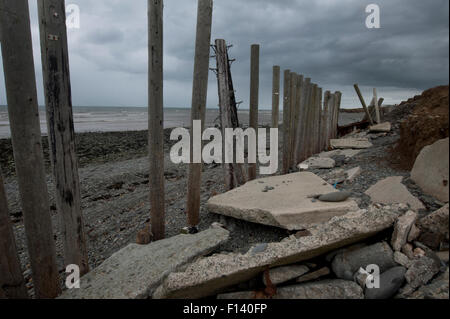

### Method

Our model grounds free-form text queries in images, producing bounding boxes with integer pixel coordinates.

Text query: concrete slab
[411,138,449,203]
[346,167,361,183]
[318,149,362,159]
[59,226,229,299]
[298,157,335,169]
[330,138,373,150]
[153,205,403,299]
[369,122,392,133]
[365,176,425,210]
[206,172,359,230]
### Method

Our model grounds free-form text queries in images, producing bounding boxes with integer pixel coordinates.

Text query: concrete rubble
[153,205,403,299]
[411,138,449,203]
[59,226,229,299]
[365,176,425,210]
[299,157,335,169]
[369,122,392,133]
[330,138,373,150]
[206,172,359,230]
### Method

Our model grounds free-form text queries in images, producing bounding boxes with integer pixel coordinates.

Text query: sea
[0,106,364,139]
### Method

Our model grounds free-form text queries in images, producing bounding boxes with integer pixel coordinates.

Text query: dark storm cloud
[0,0,448,108]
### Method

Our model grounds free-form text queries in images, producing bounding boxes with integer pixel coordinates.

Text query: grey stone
[365,176,425,210]
[365,266,406,299]
[318,191,352,203]
[206,172,359,231]
[332,242,396,280]
[330,138,373,149]
[154,205,403,299]
[296,267,330,283]
[218,280,364,299]
[391,211,418,251]
[405,256,441,289]
[59,227,229,299]
[407,224,421,242]
[250,243,268,255]
[417,204,449,250]
[411,138,449,203]
[394,252,413,268]
[263,264,309,286]
[408,267,449,299]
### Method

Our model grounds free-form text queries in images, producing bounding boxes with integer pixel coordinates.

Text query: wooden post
[37,0,88,275]
[327,93,336,143]
[0,0,60,298]
[298,78,311,162]
[271,66,280,128]
[354,84,374,125]
[248,44,259,180]
[373,88,381,123]
[292,75,303,167]
[288,72,297,168]
[214,39,246,190]
[186,0,213,228]
[321,91,331,150]
[315,88,323,154]
[148,0,165,240]
[333,91,342,138]
[282,70,291,174]
[0,168,29,299]
[307,84,317,158]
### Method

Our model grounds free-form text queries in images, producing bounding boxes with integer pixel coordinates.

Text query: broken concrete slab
[417,204,449,250]
[153,205,403,299]
[263,264,309,286]
[391,211,418,251]
[298,157,335,169]
[405,256,441,289]
[59,226,229,299]
[217,280,363,299]
[318,149,362,159]
[369,122,392,133]
[365,176,425,210]
[411,138,449,203]
[408,267,449,299]
[330,138,373,150]
[206,172,359,231]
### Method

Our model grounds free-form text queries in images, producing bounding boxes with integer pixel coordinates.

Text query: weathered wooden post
[186,0,213,228]
[307,84,317,158]
[282,70,291,174]
[333,91,342,138]
[315,88,323,154]
[354,84,374,125]
[321,91,331,150]
[292,75,303,167]
[298,78,311,162]
[327,93,336,143]
[288,72,297,168]
[271,66,280,128]
[148,0,165,240]
[248,44,259,180]
[0,0,60,298]
[0,168,29,299]
[37,0,88,275]
[373,88,381,123]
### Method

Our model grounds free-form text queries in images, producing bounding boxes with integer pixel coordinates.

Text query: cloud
[0,0,448,109]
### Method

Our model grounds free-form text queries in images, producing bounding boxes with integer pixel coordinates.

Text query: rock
[391,211,418,251]
[413,248,426,258]
[263,265,309,286]
[413,242,443,269]
[331,242,397,281]
[299,157,335,169]
[411,138,449,203]
[369,122,392,133]
[408,268,449,299]
[330,138,373,150]
[218,280,363,299]
[319,149,362,159]
[417,204,449,250]
[58,227,229,299]
[394,252,413,268]
[153,205,403,299]
[318,191,352,203]
[325,243,367,263]
[402,243,415,259]
[296,267,330,283]
[436,251,449,263]
[407,224,421,242]
[365,266,407,299]
[345,167,361,183]
[405,256,441,289]
[249,243,268,255]
[206,172,359,231]
[365,176,425,210]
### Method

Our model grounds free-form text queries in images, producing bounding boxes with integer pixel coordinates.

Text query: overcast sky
[0,0,448,109]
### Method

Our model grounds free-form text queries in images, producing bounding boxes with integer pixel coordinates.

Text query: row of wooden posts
[0,0,345,299]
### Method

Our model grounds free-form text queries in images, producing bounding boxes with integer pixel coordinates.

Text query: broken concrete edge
[59,226,230,299]
[153,205,403,299]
